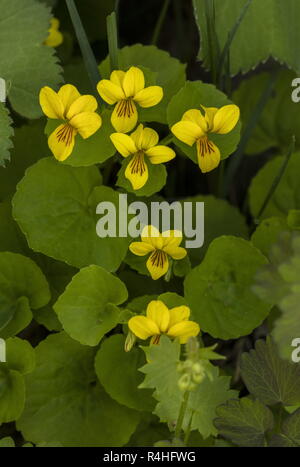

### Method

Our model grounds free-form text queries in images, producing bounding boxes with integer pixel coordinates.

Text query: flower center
[150,249,167,269]
[197,136,215,157]
[116,98,135,118]
[129,151,146,176]
[56,124,75,146]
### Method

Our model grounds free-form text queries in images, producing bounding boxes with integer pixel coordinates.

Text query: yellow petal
[69,112,102,139]
[146,250,169,280]
[182,109,208,133]
[136,127,159,151]
[48,124,76,161]
[97,79,125,105]
[110,133,137,157]
[202,106,218,130]
[39,86,64,120]
[125,152,149,190]
[169,306,191,327]
[167,246,187,260]
[171,121,203,146]
[130,124,144,148]
[110,70,126,88]
[134,86,163,108]
[162,231,187,258]
[123,67,145,98]
[146,300,170,333]
[197,137,221,173]
[146,146,175,164]
[111,99,138,133]
[128,316,160,340]
[212,104,240,134]
[58,84,81,115]
[129,241,155,256]
[141,225,161,245]
[167,321,200,343]
[66,95,98,120]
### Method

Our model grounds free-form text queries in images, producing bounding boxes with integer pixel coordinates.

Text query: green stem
[174,391,190,439]
[65,0,102,100]
[204,0,220,84]
[160,134,173,146]
[151,0,171,45]
[183,411,194,446]
[218,0,253,88]
[223,71,278,198]
[107,12,119,72]
[255,136,296,222]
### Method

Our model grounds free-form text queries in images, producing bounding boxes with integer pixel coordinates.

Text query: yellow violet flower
[171,104,240,173]
[129,225,187,280]
[97,67,163,133]
[44,18,63,48]
[39,84,102,161]
[110,124,175,190]
[128,300,200,345]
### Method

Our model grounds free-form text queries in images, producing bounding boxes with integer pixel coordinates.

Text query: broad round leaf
[54,265,128,346]
[167,81,241,164]
[0,366,24,424]
[12,158,130,271]
[17,332,140,447]
[184,236,271,339]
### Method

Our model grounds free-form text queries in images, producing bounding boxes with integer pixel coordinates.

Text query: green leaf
[6,337,35,375]
[270,408,300,447]
[167,81,241,165]
[249,156,300,222]
[54,265,128,346]
[0,200,31,256]
[117,158,167,198]
[0,437,15,447]
[99,44,186,124]
[0,120,47,202]
[241,338,300,406]
[0,366,24,424]
[251,217,290,258]
[193,0,300,75]
[0,0,62,118]
[95,334,155,411]
[17,332,140,447]
[12,158,130,271]
[140,336,237,439]
[0,103,13,167]
[44,110,116,167]
[214,398,274,447]
[0,252,50,338]
[184,236,271,340]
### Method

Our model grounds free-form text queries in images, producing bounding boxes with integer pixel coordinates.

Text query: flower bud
[124,331,136,352]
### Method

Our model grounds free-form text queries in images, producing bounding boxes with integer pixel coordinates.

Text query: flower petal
[48,124,76,161]
[169,306,191,327]
[128,316,160,340]
[166,246,187,260]
[162,231,187,258]
[146,300,170,333]
[129,241,155,256]
[69,112,102,139]
[39,86,64,120]
[146,146,175,164]
[110,70,126,88]
[167,321,200,343]
[171,121,203,146]
[197,137,221,173]
[134,86,163,108]
[111,99,138,133]
[110,133,137,157]
[182,109,208,133]
[125,152,149,190]
[123,67,145,98]
[212,104,240,134]
[58,84,81,115]
[97,79,125,105]
[66,95,98,120]
[141,225,161,244]
[201,106,218,131]
[146,250,169,280]
[137,127,159,150]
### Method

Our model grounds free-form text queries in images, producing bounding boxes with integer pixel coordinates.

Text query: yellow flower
[39,84,102,161]
[171,104,240,173]
[44,18,63,48]
[97,67,163,133]
[129,225,187,280]
[110,124,175,190]
[128,300,200,345]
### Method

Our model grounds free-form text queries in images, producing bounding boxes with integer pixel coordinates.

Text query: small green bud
[124,331,136,352]
[178,373,191,392]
